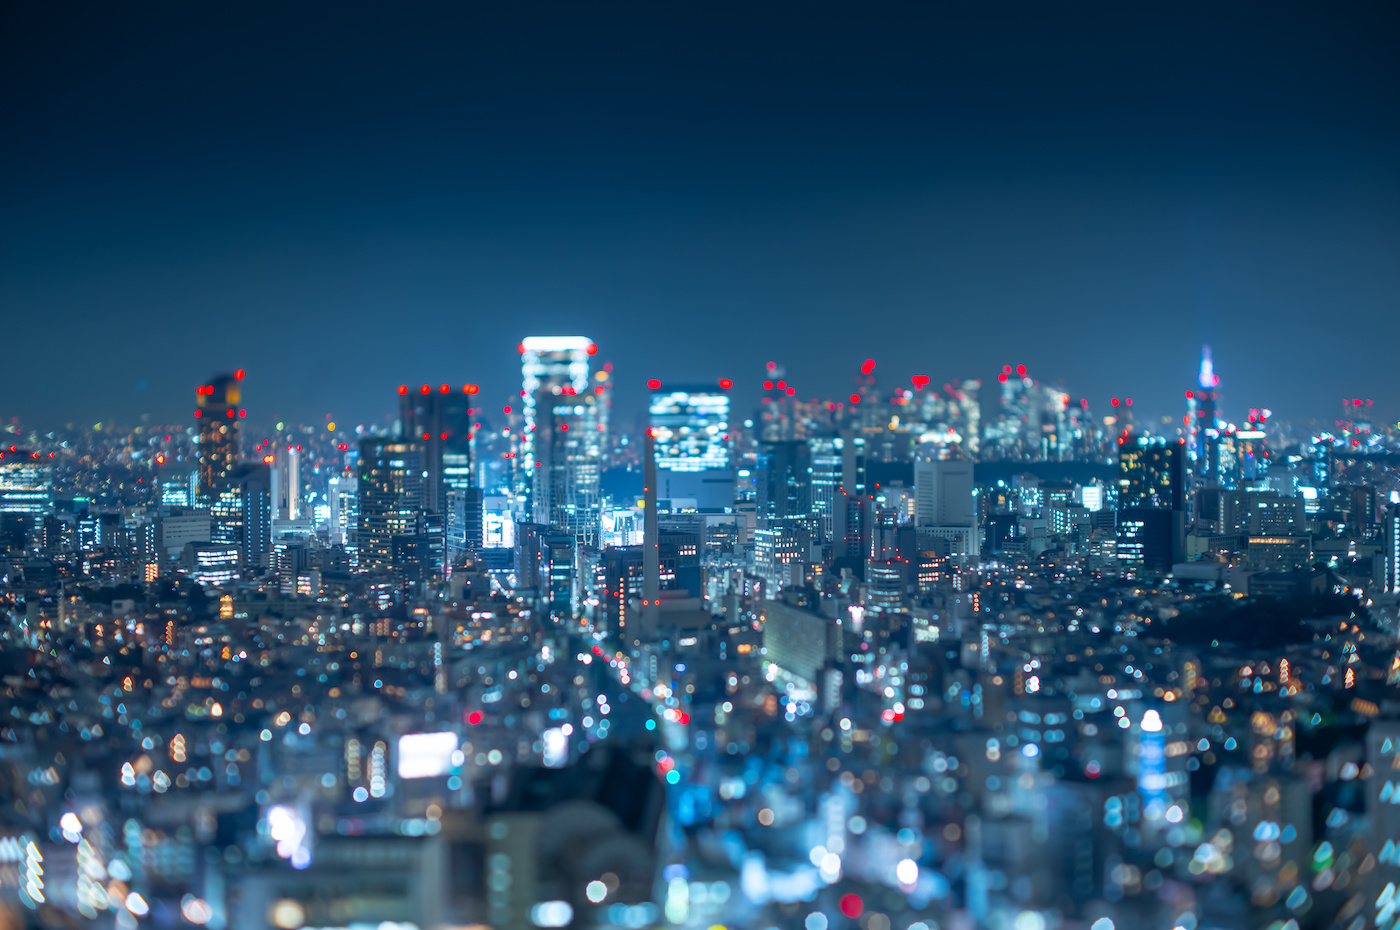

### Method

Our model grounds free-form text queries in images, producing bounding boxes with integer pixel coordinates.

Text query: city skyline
[3,2,1399,427]
[4,5,1400,930]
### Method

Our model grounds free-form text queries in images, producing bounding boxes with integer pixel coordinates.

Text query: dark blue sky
[2,1,1398,431]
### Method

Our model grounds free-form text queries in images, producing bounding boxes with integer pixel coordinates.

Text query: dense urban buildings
[1,343,1398,930]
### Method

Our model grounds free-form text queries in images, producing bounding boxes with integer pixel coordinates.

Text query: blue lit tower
[1192,346,1221,487]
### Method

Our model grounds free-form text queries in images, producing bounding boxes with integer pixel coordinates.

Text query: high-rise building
[196,372,244,503]
[327,472,358,550]
[809,435,843,545]
[210,463,272,568]
[1117,437,1186,574]
[1382,504,1400,596]
[532,386,602,546]
[756,440,811,527]
[357,437,426,574]
[914,457,976,527]
[1191,346,1221,486]
[1117,438,1185,511]
[0,449,54,516]
[399,383,481,558]
[649,382,735,511]
[518,336,595,508]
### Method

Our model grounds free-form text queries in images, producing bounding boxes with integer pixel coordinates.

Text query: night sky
[2,1,1398,432]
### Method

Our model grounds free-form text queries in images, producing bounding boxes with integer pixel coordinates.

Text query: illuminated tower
[356,436,426,573]
[196,371,245,504]
[648,380,735,510]
[399,383,481,557]
[532,384,601,546]
[1193,346,1221,486]
[518,337,595,509]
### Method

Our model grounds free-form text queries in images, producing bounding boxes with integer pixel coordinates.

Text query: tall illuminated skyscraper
[1192,345,1221,486]
[196,371,245,504]
[532,385,602,546]
[211,462,272,568]
[518,337,595,507]
[399,383,481,557]
[648,381,735,511]
[0,449,54,517]
[357,436,426,574]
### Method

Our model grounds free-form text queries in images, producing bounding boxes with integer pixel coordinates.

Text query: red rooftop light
[763,380,774,391]
[1016,364,1027,377]
[719,378,733,390]
[440,384,450,394]
[398,385,407,395]
[234,369,245,380]
[850,394,861,404]
[647,379,661,389]
[587,343,598,355]
[421,384,430,395]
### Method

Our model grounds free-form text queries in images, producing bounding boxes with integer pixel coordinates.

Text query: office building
[183,542,241,588]
[1116,508,1183,574]
[532,386,602,546]
[1382,505,1400,595]
[0,448,54,516]
[357,437,426,574]
[518,336,595,508]
[756,440,811,527]
[649,382,736,511]
[1118,437,1185,511]
[196,372,244,503]
[399,383,482,557]
[210,463,272,568]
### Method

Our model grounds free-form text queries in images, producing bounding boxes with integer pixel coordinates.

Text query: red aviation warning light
[1016,364,1027,377]
[850,394,861,404]
[719,378,733,390]
[860,358,875,375]
[998,373,1008,383]
[647,379,661,390]
[911,375,930,390]
[234,369,245,380]
[420,384,430,395]
[763,380,774,391]
[398,385,408,395]
[785,387,795,396]
[440,384,450,394]
[587,343,598,355]
[467,710,483,725]
[1111,398,1120,407]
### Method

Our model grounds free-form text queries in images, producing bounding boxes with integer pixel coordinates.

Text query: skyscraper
[756,440,811,527]
[1118,438,1185,511]
[209,462,272,569]
[357,437,426,574]
[532,385,602,546]
[0,449,54,517]
[399,383,481,558]
[649,381,735,511]
[1191,345,1221,487]
[196,371,244,504]
[518,337,595,509]
[1117,437,1187,573]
